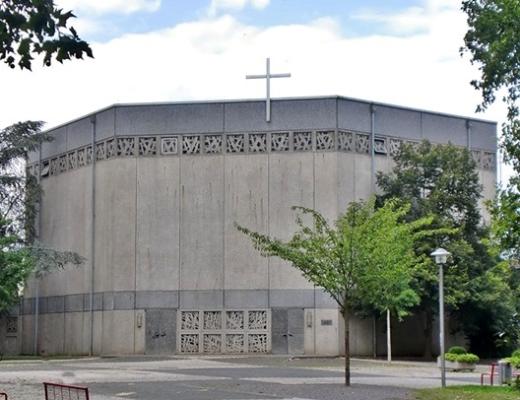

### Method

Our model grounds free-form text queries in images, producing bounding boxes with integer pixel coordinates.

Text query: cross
[246,58,291,122]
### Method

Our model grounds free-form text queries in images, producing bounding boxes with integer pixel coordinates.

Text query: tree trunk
[386,309,392,363]
[343,307,350,386]
[423,309,434,360]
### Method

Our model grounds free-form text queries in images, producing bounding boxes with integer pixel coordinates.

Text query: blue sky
[0,0,507,179]
[68,0,431,42]
[1,0,504,155]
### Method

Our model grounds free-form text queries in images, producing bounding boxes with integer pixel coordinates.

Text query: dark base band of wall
[21,289,338,315]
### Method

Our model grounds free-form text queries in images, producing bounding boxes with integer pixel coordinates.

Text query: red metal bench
[480,362,498,385]
[43,383,89,400]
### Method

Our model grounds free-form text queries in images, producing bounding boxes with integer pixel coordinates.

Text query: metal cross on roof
[246,58,291,122]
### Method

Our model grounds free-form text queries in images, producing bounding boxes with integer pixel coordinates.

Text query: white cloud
[56,0,161,15]
[353,0,460,35]
[207,0,270,16]
[0,0,507,179]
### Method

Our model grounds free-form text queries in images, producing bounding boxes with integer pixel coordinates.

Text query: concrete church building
[12,95,496,357]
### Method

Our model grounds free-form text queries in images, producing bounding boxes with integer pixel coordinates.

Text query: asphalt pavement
[0,356,486,400]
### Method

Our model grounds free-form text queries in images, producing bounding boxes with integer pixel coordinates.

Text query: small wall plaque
[321,319,333,326]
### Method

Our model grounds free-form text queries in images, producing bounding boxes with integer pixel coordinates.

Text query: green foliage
[507,356,520,369]
[512,349,520,358]
[445,352,480,363]
[462,1,520,265]
[0,121,83,312]
[448,346,467,355]
[0,0,93,70]
[376,140,508,356]
[514,375,520,391]
[237,198,439,385]
[237,198,434,316]
[461,0,520,116]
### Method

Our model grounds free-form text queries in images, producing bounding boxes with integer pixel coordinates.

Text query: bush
[447,346,467,355]
[445,352,479,363]
[508,356,520,369]
[512,349,520,358]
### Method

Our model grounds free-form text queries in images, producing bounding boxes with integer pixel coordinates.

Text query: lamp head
[431,248,450,265]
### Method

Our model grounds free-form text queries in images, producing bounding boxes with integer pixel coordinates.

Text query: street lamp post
[431,248,450,388]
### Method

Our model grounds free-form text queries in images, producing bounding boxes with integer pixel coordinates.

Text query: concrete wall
[20,97,497,356]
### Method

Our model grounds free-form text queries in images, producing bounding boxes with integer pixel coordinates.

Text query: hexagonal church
[11,96,497,356]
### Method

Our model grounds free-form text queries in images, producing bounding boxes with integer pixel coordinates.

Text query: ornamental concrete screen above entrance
[16,96,497,358]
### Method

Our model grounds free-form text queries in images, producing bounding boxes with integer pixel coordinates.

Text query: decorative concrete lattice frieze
[204,135,223,154]
[161,137,178,155]
[356,133,370,154]
[68,152,77,170]
[106,139,117,159]
[482,152,495,170]
[139,137,157,156]
[374,138,387,154]
[293,131,313,151]
[86,146,93,164]
[316,131,335,150]
[338,131,354,152]
[226,134,245,153]
[49,158,59,176]
[249,133,267,153]
[182,135,201,155]
[471,150,481,167]
[271,132,290,152]
[96,142,106,160]
[77,148,87,167]
[389,138,403,157]
[58,155,67,173]
[32,130,495,179]
[117,137,135,157]
[178,309,270,354]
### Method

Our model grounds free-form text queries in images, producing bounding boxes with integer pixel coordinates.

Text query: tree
[237,199,434,385]
[0,1,91,314]
[0,0,93,70]
[377,140,513,357]
[461,0,520,258]
[0,121,83,313]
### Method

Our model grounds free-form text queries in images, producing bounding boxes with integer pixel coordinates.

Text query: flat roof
[44,95,497,133]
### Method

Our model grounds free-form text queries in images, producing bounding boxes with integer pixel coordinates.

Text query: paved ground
[0,356,487,400]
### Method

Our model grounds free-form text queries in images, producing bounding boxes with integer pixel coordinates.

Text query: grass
[414,385,519,400]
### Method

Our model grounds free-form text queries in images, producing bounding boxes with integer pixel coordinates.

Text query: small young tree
[237,199,435,385]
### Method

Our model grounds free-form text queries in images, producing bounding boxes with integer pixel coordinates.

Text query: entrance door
[271,308,304,355]
[145,309,176,354]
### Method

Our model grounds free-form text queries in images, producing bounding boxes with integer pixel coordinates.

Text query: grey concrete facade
[15,96,496,356]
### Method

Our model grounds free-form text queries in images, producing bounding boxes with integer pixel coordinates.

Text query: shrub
[445,352,479,363]
[508,356,520,369]
[512,349,520,358]
[447,346,467,355]
[514,375,520,391]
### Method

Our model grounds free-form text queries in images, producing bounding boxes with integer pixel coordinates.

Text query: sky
[0,0,509,180]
